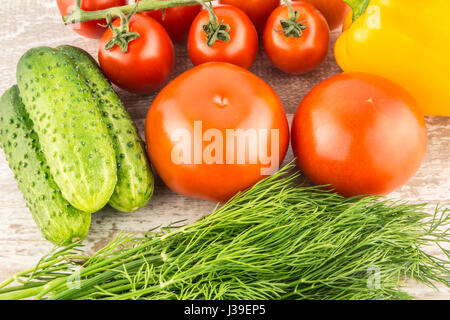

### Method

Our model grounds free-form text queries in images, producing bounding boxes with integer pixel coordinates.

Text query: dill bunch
[0,164,448,300]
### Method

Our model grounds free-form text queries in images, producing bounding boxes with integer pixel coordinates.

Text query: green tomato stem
[104,2,140,53]
[63,0,213,25]
[280,0,307,38]
[195,0,231,47]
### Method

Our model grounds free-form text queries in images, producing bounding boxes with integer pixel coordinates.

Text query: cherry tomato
[188,5,258,69]
[145,62,290,202]
[56,0,128,39]
[263,1,329,74]
[219,0,280,33]
[98,13,174,94]
[291,73,428,197]
[295,0,350,31]
[139,1,201,42]
[342,9,353,31]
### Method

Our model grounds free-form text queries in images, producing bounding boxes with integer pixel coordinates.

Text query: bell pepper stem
[63,0,213,25]
[343,0,370,21]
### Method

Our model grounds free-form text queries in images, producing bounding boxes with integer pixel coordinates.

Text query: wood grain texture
[0,0,448,299]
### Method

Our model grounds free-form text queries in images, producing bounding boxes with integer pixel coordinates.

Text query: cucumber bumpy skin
[57,45,154,212]
[0,86,91,244]
[16,47,117,213]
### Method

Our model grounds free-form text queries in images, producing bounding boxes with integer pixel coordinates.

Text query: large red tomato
[98,13,174,94]
[291,73,428,197]
[145,62,290,202]
[57,0,128,39]
[188,5,258,69]
[140,1,201,42]
[263,1,330,74]
[219,0,280,33]
[295,0,350,31]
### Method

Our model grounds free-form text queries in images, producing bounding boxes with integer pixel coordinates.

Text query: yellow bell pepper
[335,0,450,116]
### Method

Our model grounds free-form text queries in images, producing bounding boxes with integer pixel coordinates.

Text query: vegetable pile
[0,0,449,300]
[0,165,448,300]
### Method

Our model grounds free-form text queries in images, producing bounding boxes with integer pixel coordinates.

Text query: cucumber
[57,45,154,212]
[16,47,117,213]
[0,86,91,244]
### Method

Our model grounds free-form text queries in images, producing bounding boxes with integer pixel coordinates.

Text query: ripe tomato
[291,73,428,197]
[145,62,290,202]
[342,9,353,31]
[295,0,350,31]
[98,13,174,94]
[139,1,201,42]
[263,1,330,74]
[188,5,258,69]
[219,0,280,33]
[56,0,128,39]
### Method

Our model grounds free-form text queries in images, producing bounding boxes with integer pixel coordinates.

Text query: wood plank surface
[0,0,448,299]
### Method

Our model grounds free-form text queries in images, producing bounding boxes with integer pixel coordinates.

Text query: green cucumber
[16,47,117,213]
[0,86,91,244]
[57,45,154,212]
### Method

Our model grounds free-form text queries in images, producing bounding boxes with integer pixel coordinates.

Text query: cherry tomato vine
[63,0,213,25]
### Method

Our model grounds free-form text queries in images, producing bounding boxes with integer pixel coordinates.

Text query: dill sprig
[0,163,448,300]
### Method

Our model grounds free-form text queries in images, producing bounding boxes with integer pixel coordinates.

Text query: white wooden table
[0,0,448,299]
